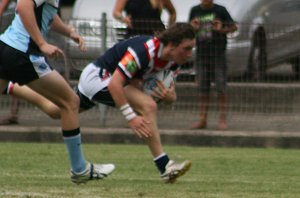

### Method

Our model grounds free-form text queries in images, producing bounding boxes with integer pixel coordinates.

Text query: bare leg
[0,80,19,125]
[27,71,80,130]
[0,96,19,125]
[125,85,163,157]
[124,85,192,183]
[9,83,86,120]
[190,93,209,129]
[10,96,20,121]
[218,93,228,130]
[12,83,61,119]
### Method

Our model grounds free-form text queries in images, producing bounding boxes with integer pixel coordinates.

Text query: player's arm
[108,70,152,138]
[51,15,86,51]
[0,0,11,16]
[16,0,63,58]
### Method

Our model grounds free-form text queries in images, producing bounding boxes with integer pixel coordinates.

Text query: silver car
[219,0,300,80]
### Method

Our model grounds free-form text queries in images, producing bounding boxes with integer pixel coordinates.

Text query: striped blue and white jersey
[0,0,59,54]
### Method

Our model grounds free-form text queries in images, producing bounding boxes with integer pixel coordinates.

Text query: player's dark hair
[156,23,195,46]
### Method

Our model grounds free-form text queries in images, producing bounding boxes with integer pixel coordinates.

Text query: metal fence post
[101,12,107,52]
[99,12,108,127]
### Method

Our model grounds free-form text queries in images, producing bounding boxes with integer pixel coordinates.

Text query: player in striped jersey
[3,23,196,183]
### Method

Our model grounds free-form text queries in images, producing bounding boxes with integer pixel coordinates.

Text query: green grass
[0,143,300,198]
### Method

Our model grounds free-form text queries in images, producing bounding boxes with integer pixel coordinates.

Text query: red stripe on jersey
[152,38,169,70]
[145,37,174,72]
[144,41,151,61]
[120,51,139,77]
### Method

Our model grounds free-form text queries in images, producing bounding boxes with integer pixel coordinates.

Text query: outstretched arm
[16,0,63,58]
[51,15,86,51]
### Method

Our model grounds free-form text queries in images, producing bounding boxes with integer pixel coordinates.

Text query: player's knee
[69,93,80,111]
[60,92,80,113]
[141,99,158,115]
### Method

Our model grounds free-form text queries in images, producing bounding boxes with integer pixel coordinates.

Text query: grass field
[0,143,300,198]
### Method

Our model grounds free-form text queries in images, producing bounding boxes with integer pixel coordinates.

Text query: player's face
[172,39,195,65]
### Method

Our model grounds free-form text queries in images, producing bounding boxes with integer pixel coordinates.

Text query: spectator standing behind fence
[189,0,237,130]
[0,0,115,184]
[0,0,20,125]
[113,0,176,38]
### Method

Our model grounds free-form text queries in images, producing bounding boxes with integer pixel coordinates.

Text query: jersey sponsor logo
[127,60,137,73]
[121,51,138,75]
[38,63,48,71]
[29,54,50,73]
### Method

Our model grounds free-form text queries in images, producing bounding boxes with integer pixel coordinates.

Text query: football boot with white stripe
[71,162,115,184]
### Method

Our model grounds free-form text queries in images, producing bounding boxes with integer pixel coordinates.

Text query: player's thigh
[27,70,78,107]
[125,85,155,113]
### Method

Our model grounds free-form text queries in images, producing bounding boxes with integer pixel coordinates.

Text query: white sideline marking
[0,191,50,197]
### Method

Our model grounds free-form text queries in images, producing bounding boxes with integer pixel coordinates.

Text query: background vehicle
[217,0,300,80]
[167,0,300,81]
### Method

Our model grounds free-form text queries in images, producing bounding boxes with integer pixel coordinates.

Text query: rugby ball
[143,70,174,101]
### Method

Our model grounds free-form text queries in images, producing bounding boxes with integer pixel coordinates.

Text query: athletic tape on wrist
[120,104,130,111]
[125,112,137,121]
[120,104,137,121]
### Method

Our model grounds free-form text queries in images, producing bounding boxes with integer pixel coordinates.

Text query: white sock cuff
[153,152,167,161]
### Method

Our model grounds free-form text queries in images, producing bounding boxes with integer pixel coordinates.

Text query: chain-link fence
[1,15,300,131]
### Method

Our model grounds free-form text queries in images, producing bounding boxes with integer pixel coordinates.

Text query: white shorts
[78,63,111,100]
[77,63,115,107]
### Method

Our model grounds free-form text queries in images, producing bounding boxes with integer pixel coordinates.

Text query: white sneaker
[71,162,115,184]
[161,160,192,183]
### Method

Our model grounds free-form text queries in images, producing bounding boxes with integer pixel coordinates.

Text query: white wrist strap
[120,104,137,121]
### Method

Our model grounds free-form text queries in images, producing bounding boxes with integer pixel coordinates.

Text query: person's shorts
[196,53,227,95]
[77,63,115,110]
[0,41,53,85]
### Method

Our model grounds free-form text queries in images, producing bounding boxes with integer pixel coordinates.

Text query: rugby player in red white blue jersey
[4,23,196,183]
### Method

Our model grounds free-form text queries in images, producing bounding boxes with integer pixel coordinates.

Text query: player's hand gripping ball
[143,70,174,102]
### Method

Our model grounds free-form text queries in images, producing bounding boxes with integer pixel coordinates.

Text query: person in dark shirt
[189,0,237,130]
[113,0,176,38]
[4,23,196,184]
